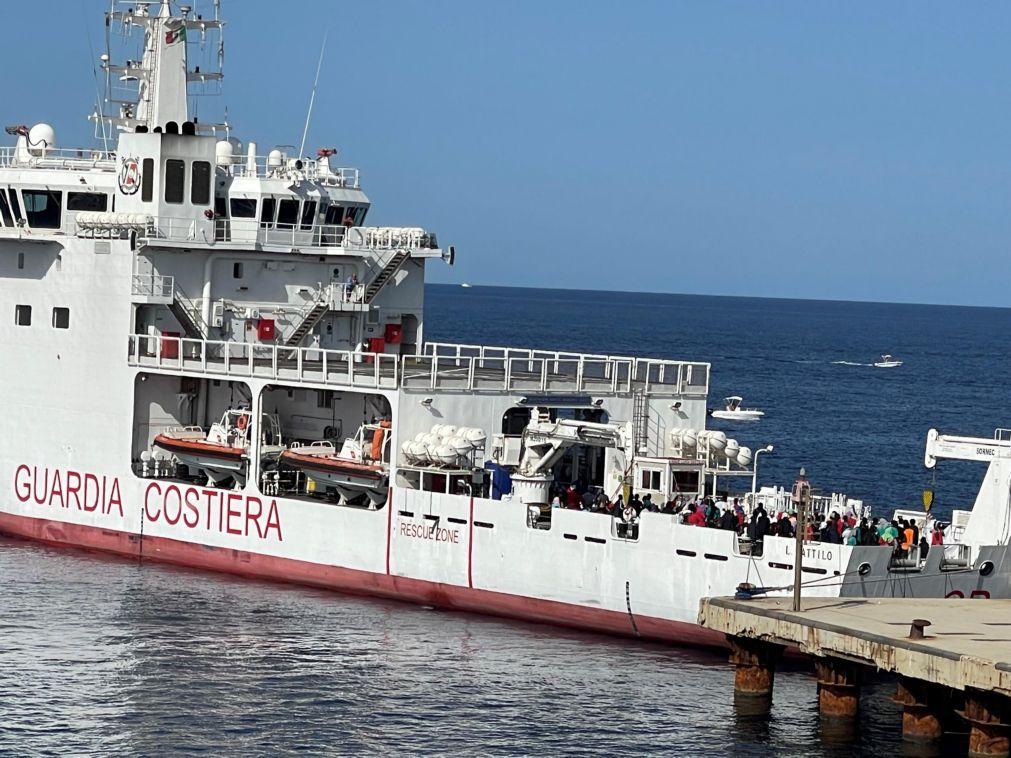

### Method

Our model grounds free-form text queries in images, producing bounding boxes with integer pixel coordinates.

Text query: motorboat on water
[874,354,903,368]
[280,421,392,505]
[153,409,284,487]
[710,396,764,421]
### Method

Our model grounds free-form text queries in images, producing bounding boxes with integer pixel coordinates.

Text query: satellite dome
[28,123,55,155]
[215,140,234,166]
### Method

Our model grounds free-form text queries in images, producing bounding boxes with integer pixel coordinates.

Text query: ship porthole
[979,560,995,577]
[857,562,872,576]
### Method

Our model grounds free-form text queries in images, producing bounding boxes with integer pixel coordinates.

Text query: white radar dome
[28,123,55,155]
[267,149,284,169]
[215,140,234,166]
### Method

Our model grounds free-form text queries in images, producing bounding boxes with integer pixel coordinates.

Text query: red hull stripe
[0,511,724,648]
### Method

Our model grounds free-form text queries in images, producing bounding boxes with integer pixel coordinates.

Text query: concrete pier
[699,597,1011,755]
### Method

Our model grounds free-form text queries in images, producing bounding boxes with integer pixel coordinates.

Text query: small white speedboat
[874,354,903,368]
[710,396,764,421]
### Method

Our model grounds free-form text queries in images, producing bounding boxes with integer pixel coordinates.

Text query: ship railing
[421,342,708,395]
[145,217,436,253]
[225,157,359,188]
[0,146,117,172]
[131,273,175,299]
[127,334,399,390]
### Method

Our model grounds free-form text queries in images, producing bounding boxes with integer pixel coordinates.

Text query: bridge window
[276,198,299,228]
[324,204,343,225]
[233,262,243,279]
[52,307,69,329]
[141,158,154,202]
[22,190,62,229]
[14,304,31,326]
[300,200,317,230]
[260,197,276,226]
[8,186,22,222]
[164,159,185,204]
[0,189,13,226]
[230,198,256,218]
[67,192,108,212]
[191,161,211,205]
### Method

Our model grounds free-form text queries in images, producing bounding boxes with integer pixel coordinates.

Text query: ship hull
[0,509,722,647]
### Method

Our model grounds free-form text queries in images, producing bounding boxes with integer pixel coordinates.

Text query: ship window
[191,161,211,205]
[260,197,276,226]
[17,253,24,269]
[276,198,299,228]
[230,198,257,218]
[0,189,13,227]
[8,186,22,222]
[141,158,154,202]
[215,195,227,218]
[164,159,185,204]
[640,469,661,491]
[67,192,108,212]
[52,307,69,329]
[324,204,344,225]
[22,190,62,229]
[233,262,243,279]
[300,200,317,230]
[14,304,31,326]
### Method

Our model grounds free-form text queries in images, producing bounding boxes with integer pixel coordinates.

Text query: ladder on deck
[632,389,649,454]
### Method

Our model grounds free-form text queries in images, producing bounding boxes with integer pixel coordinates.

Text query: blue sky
[9,1,1011,305]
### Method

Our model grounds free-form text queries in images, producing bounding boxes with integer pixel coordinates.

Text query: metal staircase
[363,251,410,304]
[284,285,333,347]
[168,285,208,339]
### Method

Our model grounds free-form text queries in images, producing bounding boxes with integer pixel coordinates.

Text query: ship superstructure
[3,1,1011,647]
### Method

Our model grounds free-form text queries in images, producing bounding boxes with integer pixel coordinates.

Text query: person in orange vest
[901,520,915,557]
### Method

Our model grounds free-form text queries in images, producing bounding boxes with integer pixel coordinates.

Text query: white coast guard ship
[2,1,1010,648]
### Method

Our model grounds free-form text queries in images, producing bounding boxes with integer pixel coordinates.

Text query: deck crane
[923,428,1011,551]
[509,409,631,506]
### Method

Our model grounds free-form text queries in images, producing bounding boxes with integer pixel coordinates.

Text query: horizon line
[427,281,1007,311]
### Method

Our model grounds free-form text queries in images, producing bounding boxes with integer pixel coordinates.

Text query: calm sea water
[2,286,1004,755]
[429,285,1011,519]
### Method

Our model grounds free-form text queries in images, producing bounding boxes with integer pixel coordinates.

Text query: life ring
[236,415,249,431]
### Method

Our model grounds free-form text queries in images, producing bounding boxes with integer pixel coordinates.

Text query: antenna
[83,1,110,152]
[298,30,328,158]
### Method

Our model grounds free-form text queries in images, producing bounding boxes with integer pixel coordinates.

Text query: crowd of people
[547,482,946,559]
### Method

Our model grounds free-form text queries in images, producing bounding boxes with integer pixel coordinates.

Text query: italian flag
[165,26,186,45]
